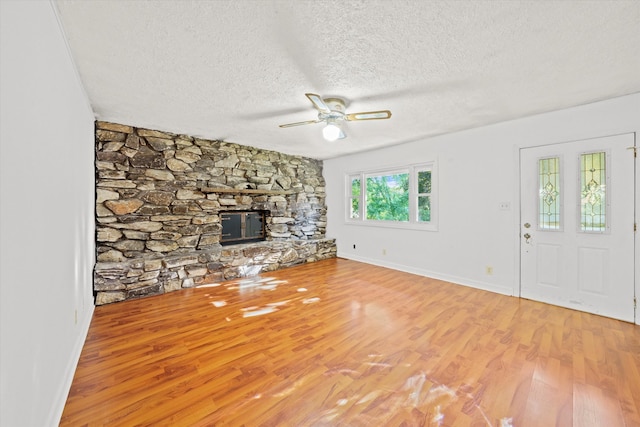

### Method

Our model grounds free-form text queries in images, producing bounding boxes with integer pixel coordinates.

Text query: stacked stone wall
[94,121,336,304]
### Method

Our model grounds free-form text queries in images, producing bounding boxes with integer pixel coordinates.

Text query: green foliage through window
[417,170,431,222]
[418,196,431,222]
[366,173,409,221]
[348,163,435,227]
[349,176,361,219]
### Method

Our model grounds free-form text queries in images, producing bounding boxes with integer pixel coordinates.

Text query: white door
[520,133,636,322]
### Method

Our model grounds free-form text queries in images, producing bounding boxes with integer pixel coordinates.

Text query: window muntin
[347,163,436,230]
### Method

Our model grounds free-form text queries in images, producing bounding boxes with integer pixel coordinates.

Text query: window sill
[344,219,438,232]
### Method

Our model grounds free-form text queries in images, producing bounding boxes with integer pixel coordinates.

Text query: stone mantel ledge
[200,187,295,195]
[94,238,337,305]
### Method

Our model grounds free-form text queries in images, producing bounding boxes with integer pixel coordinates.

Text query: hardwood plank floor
[61,258,640,426]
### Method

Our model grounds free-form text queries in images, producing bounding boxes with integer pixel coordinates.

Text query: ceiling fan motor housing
[319,98,346,121]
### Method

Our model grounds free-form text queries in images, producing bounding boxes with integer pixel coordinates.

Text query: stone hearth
[94,121,336,304]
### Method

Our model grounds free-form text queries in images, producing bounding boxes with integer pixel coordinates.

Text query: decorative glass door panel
[538,157,561,230]
[580,151,607,232]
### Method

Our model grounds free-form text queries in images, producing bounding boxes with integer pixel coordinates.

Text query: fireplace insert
[220,211,266,246]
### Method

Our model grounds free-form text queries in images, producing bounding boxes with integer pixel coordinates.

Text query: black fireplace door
[246,211,264,239]
[220,211,265,245]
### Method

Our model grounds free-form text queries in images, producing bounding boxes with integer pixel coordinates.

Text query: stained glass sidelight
[538,157,561,230]
[580,152,606,232]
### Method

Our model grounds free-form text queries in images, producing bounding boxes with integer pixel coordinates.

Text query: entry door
[520,133,636,322]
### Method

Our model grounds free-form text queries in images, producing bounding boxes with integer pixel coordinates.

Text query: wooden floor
[61,258,640,426]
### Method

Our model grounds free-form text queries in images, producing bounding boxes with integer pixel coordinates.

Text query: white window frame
[346,162,437,231]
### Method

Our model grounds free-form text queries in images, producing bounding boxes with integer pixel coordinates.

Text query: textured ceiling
[54,0,640,159]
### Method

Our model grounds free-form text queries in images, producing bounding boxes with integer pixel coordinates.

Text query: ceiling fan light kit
[322,121,345,141]
[279,93,391,141]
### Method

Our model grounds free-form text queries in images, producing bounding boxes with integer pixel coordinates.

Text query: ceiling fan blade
[305,93,331,113]
[345,110,392,121]
[278,119,321,128]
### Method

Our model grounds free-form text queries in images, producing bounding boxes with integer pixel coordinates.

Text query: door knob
[523,233,531,243]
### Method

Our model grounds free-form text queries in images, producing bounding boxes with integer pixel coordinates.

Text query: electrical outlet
[382,248,387,255]
[486,266,493,275]
[499,202,511,211]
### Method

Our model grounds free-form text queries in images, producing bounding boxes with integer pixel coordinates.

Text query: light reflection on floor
[199,274,514,426]
[205,275,323,319]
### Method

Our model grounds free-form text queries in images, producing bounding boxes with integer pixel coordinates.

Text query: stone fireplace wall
[94,121,336,304]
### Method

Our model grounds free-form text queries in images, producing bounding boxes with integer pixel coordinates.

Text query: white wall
[0,1,96,426]
[325,94,639,314]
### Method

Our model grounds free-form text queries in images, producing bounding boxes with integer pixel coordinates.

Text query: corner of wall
[47,304,95,425]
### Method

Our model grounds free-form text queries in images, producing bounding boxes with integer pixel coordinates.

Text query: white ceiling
[54,0,640,160]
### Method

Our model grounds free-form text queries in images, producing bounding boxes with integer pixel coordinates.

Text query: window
[538,157,561,230]
[348,175,361,219]
[347,162,436,230]
[365,170,409,221]
[535,152,609,233]
[415,167,432,222]
[580,151,607,233]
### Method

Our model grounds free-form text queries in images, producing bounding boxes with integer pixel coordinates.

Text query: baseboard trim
[337,252,514,297]
[48,304,94,426]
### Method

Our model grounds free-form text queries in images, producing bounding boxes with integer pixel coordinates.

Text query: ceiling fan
[279,93,392,141]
